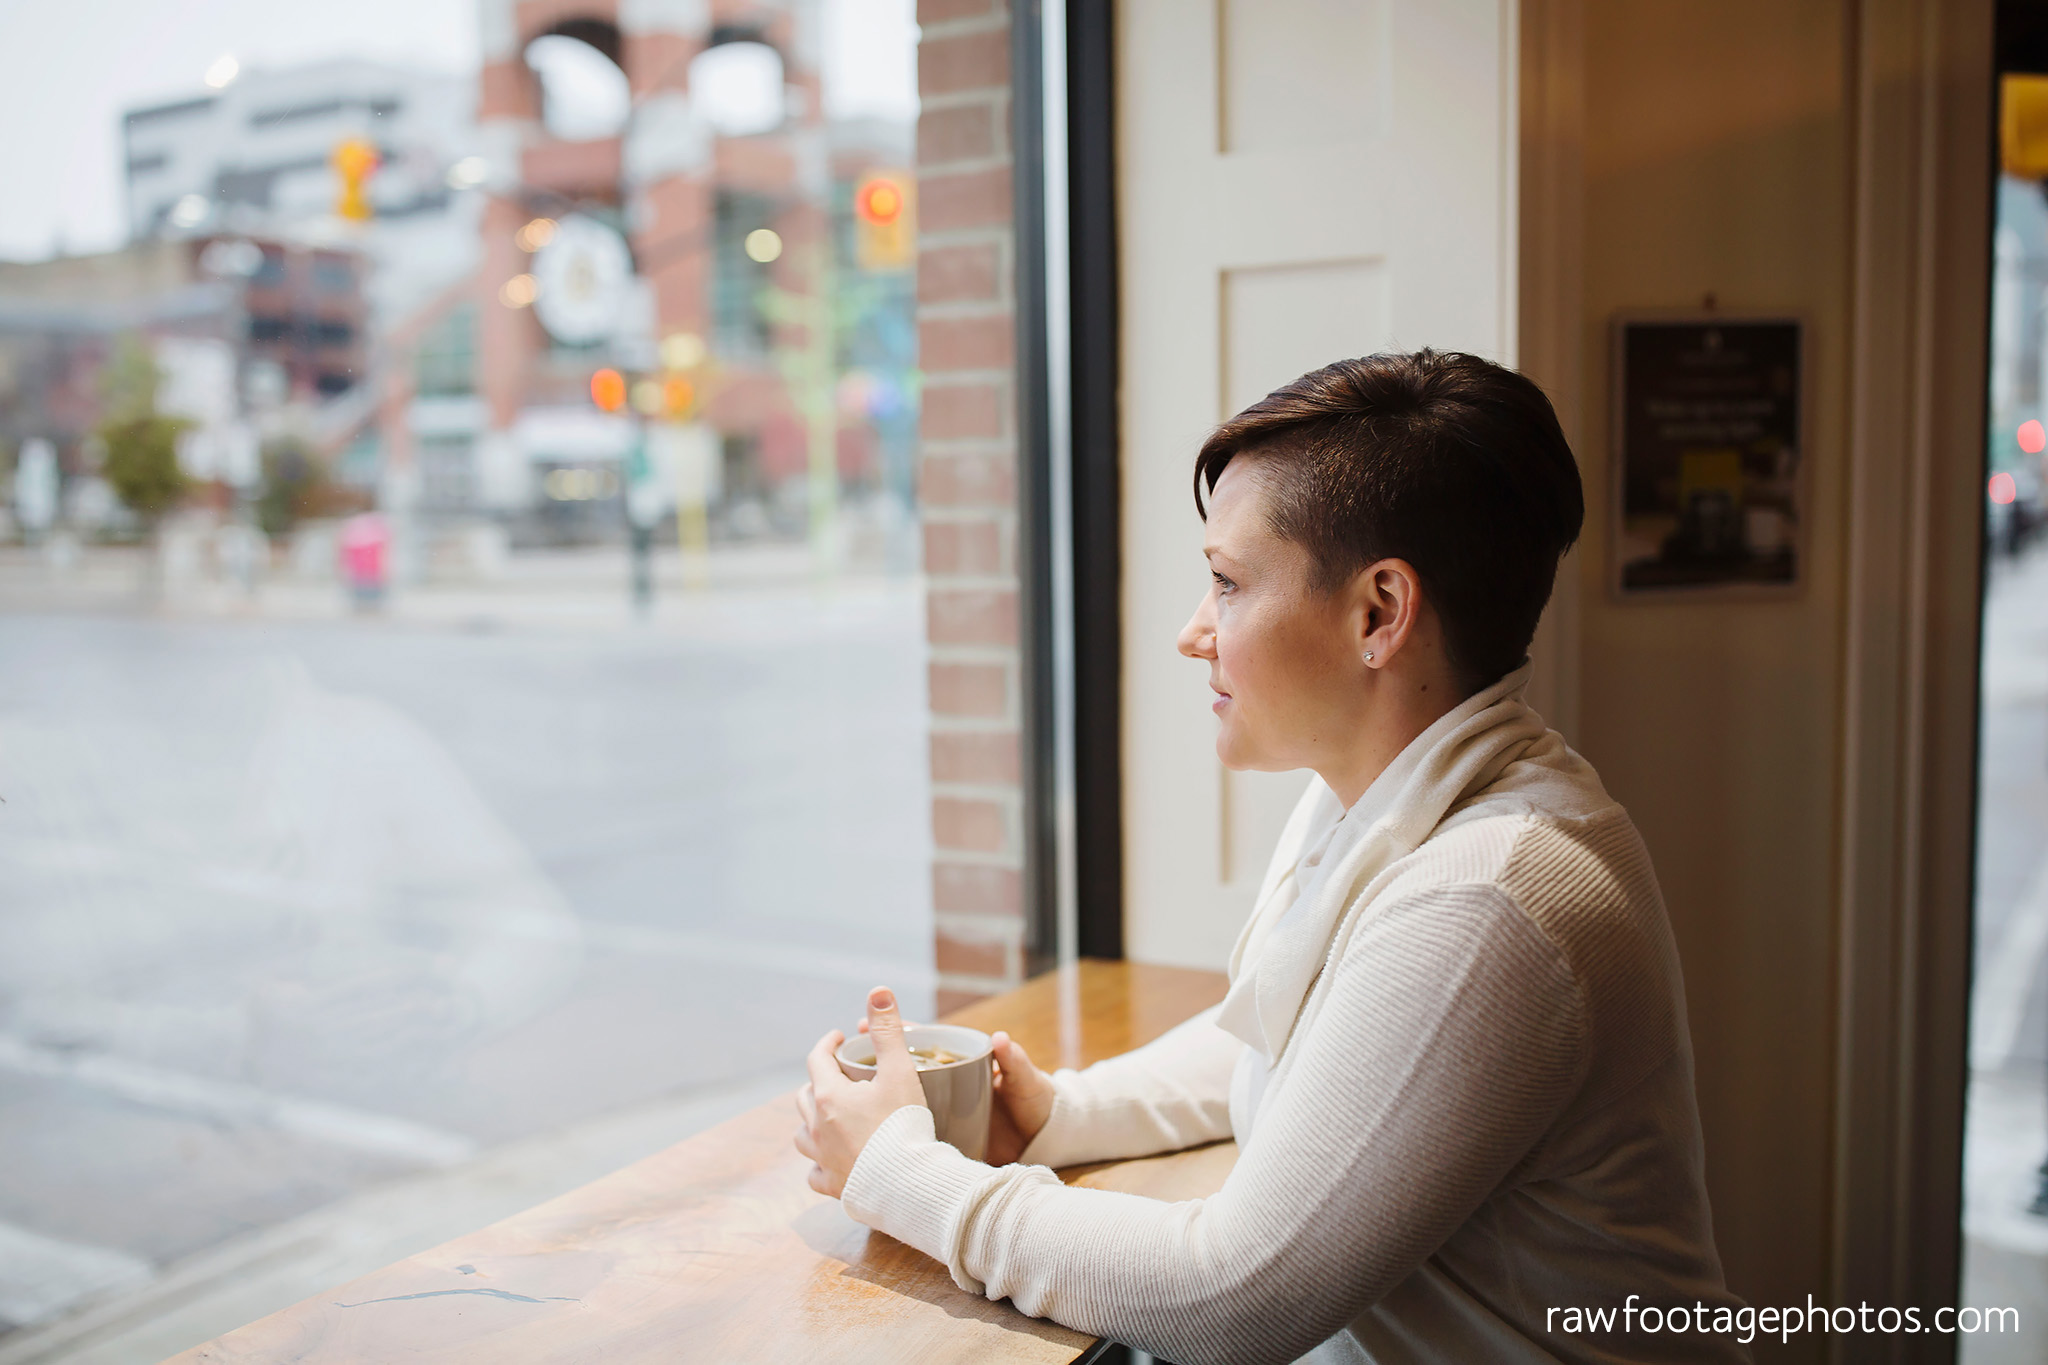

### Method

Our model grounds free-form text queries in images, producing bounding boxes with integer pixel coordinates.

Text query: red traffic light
[590,368,627,413]
[855,177,904,226]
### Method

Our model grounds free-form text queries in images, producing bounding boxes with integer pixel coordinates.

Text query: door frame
[1829,0,1993,1350]
[1017,0,1124,968]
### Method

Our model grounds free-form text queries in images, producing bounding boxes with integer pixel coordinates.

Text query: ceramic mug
[835,1023,994,1162]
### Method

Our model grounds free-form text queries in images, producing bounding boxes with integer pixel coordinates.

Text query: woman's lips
[1211,692,1230,713]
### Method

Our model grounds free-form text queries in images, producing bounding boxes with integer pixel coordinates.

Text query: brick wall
[918,0,1025,1012]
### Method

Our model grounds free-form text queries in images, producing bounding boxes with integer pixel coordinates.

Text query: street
[1963,538,2048,1364]
[0,560,932,1342]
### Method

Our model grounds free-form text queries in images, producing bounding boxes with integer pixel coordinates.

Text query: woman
[796,351,1745,1364]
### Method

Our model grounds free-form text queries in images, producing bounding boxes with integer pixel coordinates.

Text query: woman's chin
[1213,730,1258,771]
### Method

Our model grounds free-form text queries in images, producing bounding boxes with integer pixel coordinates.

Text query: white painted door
[1118,0,1519,968]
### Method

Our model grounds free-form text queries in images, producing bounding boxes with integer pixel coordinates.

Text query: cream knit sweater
[843,675,1745,1364]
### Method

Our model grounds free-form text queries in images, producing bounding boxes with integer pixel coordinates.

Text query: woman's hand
[985,1030,1056,1166]
[847,1016,1058,1166]
[794,987,927,1197]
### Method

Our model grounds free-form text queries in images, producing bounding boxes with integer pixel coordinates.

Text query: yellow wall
[1574,0,1850,1342]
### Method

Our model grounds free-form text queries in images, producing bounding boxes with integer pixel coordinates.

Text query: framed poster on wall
[1610,316,1805,595]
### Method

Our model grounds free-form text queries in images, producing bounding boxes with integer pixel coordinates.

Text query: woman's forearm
[1016,1003,1241,1168]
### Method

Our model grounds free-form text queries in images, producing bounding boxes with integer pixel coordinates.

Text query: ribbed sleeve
[840,1105,1010,1275]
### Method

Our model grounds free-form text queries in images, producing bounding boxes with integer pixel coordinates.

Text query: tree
[95,334,190,528]
[100,332,160,424]
[255,437,324,538]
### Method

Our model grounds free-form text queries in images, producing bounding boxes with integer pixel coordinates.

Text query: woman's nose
[1178,596,1217,659]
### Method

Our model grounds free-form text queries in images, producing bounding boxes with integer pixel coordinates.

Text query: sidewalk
[0,536,910,634]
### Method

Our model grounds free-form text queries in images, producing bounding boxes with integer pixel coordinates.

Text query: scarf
[1216,663,1548,1067]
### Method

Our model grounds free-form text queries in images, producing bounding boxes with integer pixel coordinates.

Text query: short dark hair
[1194,349,1583,696]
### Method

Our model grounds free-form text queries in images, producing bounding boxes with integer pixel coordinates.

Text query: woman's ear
[1357,558,1424,666]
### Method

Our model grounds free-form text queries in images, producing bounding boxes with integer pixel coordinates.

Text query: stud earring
[1362,650,1376,664]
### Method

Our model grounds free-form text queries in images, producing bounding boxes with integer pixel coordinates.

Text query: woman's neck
[1316,667,1463,809]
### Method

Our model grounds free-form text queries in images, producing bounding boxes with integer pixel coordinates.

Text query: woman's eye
[1212,572,1234,593]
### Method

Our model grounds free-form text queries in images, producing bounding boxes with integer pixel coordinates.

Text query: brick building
[466,0,916,544]
[463,0,1032,1006]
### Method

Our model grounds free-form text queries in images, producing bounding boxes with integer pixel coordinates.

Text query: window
[247,98,346,129]
[713,189,776,357]
[1960,67,2048,1359]
[0,0,941,1343]
[414,303,475,397]
[310,257,355,294]
[417,433,474,511]
[524,30,628,141]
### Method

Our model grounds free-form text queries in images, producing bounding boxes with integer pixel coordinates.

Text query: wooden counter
[169,960,1234,1364]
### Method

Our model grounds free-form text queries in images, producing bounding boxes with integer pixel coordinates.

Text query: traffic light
[2004,75,2048,180]
[853,172,913,272]
[662,376,694,419]
[590,368,627,413]
[601,370,693,419]
[333,138,380,221]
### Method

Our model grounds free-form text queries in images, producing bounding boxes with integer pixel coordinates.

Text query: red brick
[930,662,1007,717]
[923,518,1005,574]
[937,987,993,1016]
[922,382,1003,440]
[716,136,798,191]
[920,167,1013,232]
[936,931,1011,978]
[934,797,1007,852]
[523,137,622,199]
[919,104,997,164]
[928,588,1018,646]
[920,29,1010,98]
[934,862,1023,915]
[516,0,609,42]
[920,0,995,21]
[921,453,1014,507]
[919,244,1002,305]
[931,729,1021,783]
[624,32,698,96]
[479,60,537,120]
[921,315,1014,371]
